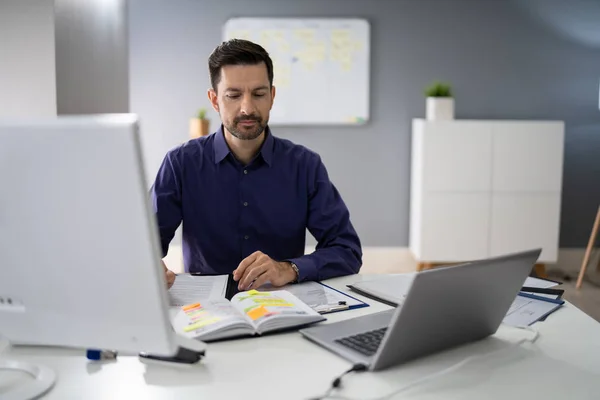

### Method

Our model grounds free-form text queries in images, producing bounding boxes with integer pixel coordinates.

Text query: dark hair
[208,39,274,92]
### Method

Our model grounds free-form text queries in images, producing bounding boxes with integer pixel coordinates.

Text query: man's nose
[240,94,256,115]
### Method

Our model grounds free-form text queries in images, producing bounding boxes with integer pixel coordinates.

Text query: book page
[168,274,228,307]
[231,289,322,330]
[171,299,253,340]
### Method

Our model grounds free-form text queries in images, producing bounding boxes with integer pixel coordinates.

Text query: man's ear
[270,85,276,109]
[207,88,219,112]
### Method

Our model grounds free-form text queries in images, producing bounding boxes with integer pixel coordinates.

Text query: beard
[224,113,267,141]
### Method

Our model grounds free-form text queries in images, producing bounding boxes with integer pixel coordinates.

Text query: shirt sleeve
[150,150,183,258]
[286,156,363,281]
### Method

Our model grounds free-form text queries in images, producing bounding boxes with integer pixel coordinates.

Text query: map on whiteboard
[223,18,370,125]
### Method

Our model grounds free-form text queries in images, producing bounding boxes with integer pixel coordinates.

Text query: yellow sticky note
[294,29,315,41]
[247,306,269,321]
[183,317,221,332]
[247,289,270,296]
[253,298,294,306]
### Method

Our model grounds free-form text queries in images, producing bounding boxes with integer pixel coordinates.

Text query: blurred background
[2,0,600,315]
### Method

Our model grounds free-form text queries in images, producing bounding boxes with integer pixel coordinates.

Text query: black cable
[308,326,539,400]
[308,363,368,400]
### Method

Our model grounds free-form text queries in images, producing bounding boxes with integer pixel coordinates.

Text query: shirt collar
[213,124,274,167]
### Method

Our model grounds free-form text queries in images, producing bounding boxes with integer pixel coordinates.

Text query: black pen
[521,287,564,296]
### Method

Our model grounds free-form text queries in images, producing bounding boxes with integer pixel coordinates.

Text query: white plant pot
[426,97,454,120]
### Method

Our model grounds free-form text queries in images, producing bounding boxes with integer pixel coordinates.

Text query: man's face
[208,63,275,141]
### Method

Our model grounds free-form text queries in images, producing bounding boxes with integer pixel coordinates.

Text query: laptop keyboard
[334,327,388,356]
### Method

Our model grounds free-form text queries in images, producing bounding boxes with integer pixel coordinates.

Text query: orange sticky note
[247,305,269,321]
[182,303,201,311]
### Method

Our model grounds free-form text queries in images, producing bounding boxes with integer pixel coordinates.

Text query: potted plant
[424,81,454,121]
[190,108,210,138]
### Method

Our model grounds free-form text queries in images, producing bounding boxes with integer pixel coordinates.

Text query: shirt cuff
[286,256,318,282]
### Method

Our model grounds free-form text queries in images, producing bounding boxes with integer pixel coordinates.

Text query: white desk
[5,274,600,400]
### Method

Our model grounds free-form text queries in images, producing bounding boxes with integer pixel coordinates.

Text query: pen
[521,287,564,296]
[318,304,350,314]
[247,277,258,290]
[86,349,118,361]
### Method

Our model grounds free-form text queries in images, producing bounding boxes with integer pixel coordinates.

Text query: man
[152,39,362,291]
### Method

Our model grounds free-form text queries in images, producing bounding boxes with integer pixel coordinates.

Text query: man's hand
[162,260,176,289]
[233,251,298,291]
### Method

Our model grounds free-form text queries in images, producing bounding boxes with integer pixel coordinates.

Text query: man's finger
[234,251,263,281]
[166,269,176,289]
[239,263,268,290]
[249,270,271,290]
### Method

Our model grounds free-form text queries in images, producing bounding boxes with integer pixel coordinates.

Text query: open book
[171,289,326,342]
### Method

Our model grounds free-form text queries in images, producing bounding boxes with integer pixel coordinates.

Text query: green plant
[424,81,452,97]
[196,108,207,120]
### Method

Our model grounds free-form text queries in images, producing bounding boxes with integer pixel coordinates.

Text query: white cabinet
[492,122,564,192]
[490,194,561,262]
[421,193,491,261]
[410,119,564,264]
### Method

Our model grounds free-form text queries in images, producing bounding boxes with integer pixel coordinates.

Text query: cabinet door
[420,193,490,262]
[490,194,560,262]
[492,122,564,192]
[421,121,492,192]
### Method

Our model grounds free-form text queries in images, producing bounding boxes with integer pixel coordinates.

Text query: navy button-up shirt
[150,126,362,282]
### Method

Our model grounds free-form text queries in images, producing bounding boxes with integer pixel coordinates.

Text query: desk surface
[6,274,600,400]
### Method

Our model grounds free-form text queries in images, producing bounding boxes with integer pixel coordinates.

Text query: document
[263,281,365,313]
[168,274,229,307]
[503,294,564,327]
[346,273,416,307]
[523,276,560,289]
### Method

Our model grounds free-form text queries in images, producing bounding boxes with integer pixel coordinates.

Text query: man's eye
[227,94,240,99]
[254,93,265,98]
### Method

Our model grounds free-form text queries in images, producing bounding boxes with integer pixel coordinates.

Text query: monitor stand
[0,358,56,400]
[138,334,207,366]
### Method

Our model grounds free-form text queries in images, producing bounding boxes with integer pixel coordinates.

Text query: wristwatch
[289,262,300,283]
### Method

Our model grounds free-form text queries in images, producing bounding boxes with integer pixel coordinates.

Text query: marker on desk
[86,349,118,361]
[319,304,350,314]
[316,301,350,314]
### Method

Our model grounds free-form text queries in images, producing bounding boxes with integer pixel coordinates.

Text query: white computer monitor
[0,115,204,398]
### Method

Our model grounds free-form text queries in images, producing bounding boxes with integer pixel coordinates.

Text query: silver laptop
[300,249,541,371]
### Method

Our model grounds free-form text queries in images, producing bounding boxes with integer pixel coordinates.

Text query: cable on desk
[309,364,368,400]
[310,325,539,400]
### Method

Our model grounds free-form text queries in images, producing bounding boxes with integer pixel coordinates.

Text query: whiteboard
[223,18,370,125]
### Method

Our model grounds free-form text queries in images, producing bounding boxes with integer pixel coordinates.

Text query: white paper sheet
[261,281,364,313]
[347,273,416,307]
[168,274,228,307]
[503,294,562,327]
[523,277,560,289]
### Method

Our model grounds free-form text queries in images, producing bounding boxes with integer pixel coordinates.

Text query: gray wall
[55,0,129,114]
[129,0,600,248]
[0,0,56,118]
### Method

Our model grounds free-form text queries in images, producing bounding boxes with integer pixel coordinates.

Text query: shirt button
[243,170,248,175]
[244,235,249,240]
[243,202,248,207]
